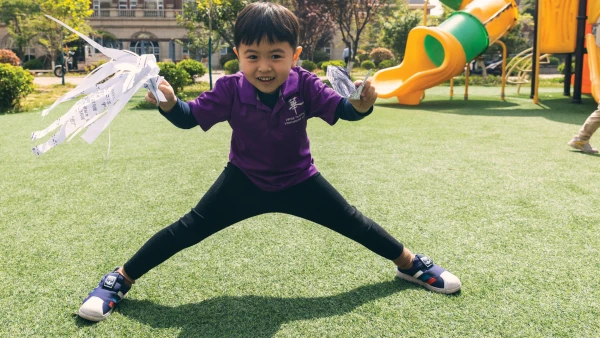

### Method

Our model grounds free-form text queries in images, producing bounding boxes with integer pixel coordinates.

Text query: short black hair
[234,2,300,49]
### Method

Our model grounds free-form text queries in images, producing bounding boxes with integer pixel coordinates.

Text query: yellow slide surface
[586,34,600,103]
[372,0,517,105]
[538,0,579,54]
[589,0,600,24]
[372,27,466,105]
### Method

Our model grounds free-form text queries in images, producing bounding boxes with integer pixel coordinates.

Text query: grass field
[1,84,599,337]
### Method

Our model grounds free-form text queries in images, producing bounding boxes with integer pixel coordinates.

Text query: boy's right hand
[145,80,177,113]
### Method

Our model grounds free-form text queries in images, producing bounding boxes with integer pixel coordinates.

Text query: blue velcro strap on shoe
[417,255,434,269]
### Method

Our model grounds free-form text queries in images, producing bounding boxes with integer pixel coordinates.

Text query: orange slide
[372,0,518,105]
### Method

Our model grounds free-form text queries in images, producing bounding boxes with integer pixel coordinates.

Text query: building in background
[0,0,438,69]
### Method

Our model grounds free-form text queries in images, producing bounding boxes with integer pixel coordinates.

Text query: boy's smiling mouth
[258,77,275,82]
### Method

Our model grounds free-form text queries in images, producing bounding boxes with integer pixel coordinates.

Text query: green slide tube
[423,11,489,67]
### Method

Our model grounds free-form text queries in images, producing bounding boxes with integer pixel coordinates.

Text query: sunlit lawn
[1,84,599,337]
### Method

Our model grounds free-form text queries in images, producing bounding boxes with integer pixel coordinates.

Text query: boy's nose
[258,62,272,72]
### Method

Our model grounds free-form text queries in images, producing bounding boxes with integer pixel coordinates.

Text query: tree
[28,0,94,69]
[184,0,253,48]
[0,0,41,61]
[293,0,336,61]
[380,4,421,60]
[177,3,221,61]
[324,0,388,62]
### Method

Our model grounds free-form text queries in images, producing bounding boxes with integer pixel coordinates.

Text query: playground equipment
[371,0,518,105]
[586,2,600,102]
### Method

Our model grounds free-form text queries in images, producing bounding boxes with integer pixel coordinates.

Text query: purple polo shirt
[187,67,343,192]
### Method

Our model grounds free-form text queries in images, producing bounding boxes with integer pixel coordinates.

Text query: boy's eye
[271,54,282,59]
[247,55,257,60]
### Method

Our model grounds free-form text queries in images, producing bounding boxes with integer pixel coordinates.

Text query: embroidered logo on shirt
[288,96,304,115]
[285,96,306,126]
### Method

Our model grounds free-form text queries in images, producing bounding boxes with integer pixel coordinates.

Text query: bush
[301,60,317,72]
[320,60,346,73]
[85,60,107,73]
[313,50,331,64]
[358,53,370,62]
[0,63,35,110]
[547,56,561,66]
[158,62,191,94]
[219,53,237,67]
[0,49,20,66]
[22,58,44,70]
[369,47,394,66]
[177,59,207,78]
[378,60,395,69]
[557,62,575,75]
[448,75,501,86]
[361,60,376,70]
[224,59,239,74]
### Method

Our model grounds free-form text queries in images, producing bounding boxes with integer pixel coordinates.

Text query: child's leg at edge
[576,105,600,141]
[115,163,267,283]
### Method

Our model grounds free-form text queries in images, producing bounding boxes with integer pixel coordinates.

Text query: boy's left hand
[349,79,377,113]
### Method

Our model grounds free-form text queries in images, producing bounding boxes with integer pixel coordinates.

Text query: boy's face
[234,38,302,94]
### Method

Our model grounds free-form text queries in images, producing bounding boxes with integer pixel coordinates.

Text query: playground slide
[538,0,579,54]
[372,0,518,105]
[589,0,600,24]
[586,34,600,103]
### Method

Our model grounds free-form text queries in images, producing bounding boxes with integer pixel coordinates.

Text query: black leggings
[123,163,404,280]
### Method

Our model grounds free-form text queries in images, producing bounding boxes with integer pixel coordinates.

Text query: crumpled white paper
[326,66,371,100]
[31,15,167,156]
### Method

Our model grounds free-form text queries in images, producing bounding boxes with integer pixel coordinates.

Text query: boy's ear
[233,47,238,58]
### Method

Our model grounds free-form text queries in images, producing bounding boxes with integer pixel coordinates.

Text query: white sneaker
[568,137,598,154]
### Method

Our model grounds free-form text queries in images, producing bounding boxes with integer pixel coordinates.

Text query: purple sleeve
[186,77,234,131]
[303,72,343,126]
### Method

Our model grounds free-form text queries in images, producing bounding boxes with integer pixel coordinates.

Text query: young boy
[78,2,461,322]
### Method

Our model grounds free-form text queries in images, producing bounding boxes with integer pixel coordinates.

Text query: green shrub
[378,60,395,69]
[448,75,501,86]
[557,62,575,75]
[22,58,44,70]
[358,53,370,62]
[361,60,376,70]
[547,56,561,66]
[320,60,346,72]
[0,63,34,110]
[85,60,107,73]
[224,59,239,74]
[369,47,393,66]
[301,60,317,72]
[219,53,237,67]
[177,59,207,78]
[313,50,330,64]
[0,49,20,66]
[158,62,191,94]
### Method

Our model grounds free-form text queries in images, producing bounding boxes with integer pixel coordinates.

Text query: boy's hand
[348,79,377,113]
[145,80,177,112]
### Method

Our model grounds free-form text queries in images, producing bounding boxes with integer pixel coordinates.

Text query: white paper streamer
[31,15,167,156]
[326,66,371,100]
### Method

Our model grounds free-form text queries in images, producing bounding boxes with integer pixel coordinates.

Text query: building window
[130,40,160,60]
[323,46,332,58]
[144,0,165,17]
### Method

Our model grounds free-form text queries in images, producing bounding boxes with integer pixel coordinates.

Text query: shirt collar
[238,68,301,105]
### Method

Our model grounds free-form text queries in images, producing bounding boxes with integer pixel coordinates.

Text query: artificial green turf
[1,85,599,337]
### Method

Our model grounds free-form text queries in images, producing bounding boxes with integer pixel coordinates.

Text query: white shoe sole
[396,270,461,294]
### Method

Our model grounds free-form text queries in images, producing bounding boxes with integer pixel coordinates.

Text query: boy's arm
[158,99,198,129]
[335,98,373,121]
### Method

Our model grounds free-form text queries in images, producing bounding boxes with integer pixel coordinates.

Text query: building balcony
[90,8,183,19]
